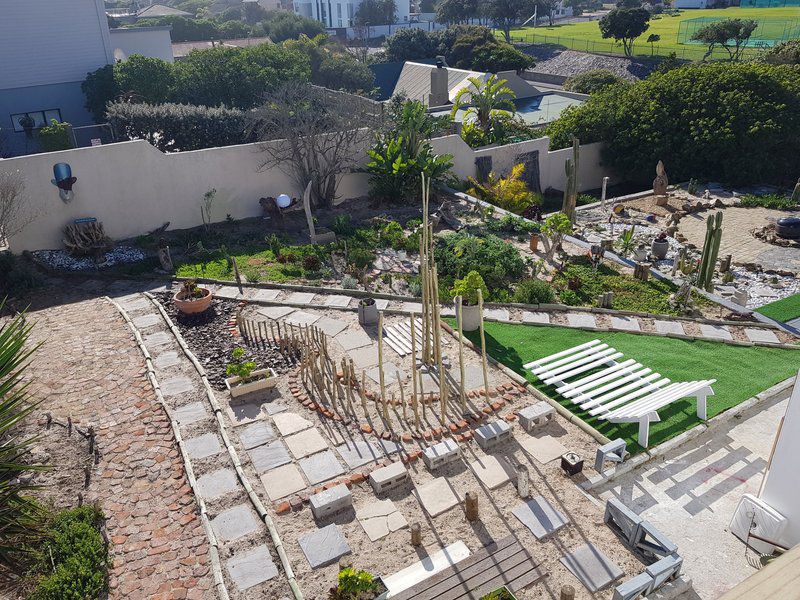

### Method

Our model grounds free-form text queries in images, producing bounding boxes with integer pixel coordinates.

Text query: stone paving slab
[264,401,288,415]
[184,433,223,460]
[787,317,800,329]
[700,323,733,341]
[413,477,463,518]
[227,402,264,425]
[258,306,296,320]
[285,428,329,459]
[248,440,292,473]
[744,328,780,344]
[299,449,345,485]
[216,286,246,298]
[654,320,685,335]
[518,434,568,464]
[119,297,151,312]
[285,292,316,305]
[470,455,516,490]
[261,463,307,500]
[356,499,408,541]
[512,496,569,540]
[314,316,349,337]
[560,542,623,592]
[160,376,195,397]
[566,313,598,328]
[336,440,382,469]
[238,421,276,450]
[400,302,423,314]
[284,310,321,327]
[299,524,351,569]
[132,314,161,329]
[173,401,208,426]
[610,315,641,332]
[441,306,456,317]
[153,350,181,369]
[378,438,402,455]
[484,307,510,321]
[522,311,551,325]
[348,345,379,370]
[143,331,172,348]
[273,412,313,436]
[336,329,374,351]
[324,295,353,308]
[196,468,239,501]
[366,364,405,385]
[251,289,280,302]
[211,504,260,543]
[227,545,279,590]
[375,299,390,310]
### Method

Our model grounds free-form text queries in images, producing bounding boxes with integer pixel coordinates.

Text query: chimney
[428,56,449,107]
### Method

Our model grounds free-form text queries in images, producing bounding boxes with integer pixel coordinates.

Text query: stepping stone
[153,351,181,369]
[441,306,456,317]
[184,433,223,460]
[298,524,351,569]
[299,450,345,485]
[324,295,352,308]
[654,319,685,335]
[248,440,291,473]
[375,299,390,310]
[560,542,623,592]
[787,317,800,329]
[173,401,207,426]
[512,496,569,540]
[522,311,551,325]
[160,376,194,397]
[610,315,641,332]
[366,364,405,385]
[700,323,733,341]
[315,316,348,337]
[196,468,238,501]
[260,463,306,501]
[285,428,329,459]
[484,307,510,321]
[264,401,288,415]
[284,310,321,327]
[258,305,296,320]
[285,292,316,305]
[132,314,160,329]
[227,545,278,590]
[336,440,382,469]
[356,499,408,542]
[143,331,172,348]
[744,328,780,344]
[470,455,516,490]
[272,412,313,436]
[347,346,379,370]
[413,477,463,518]
[251,289,280,302]
[227,402,264,425]
[216,286,245,298]
[400,302,423,314]
[378,438,402,455]
[120,297,151,312]
[238,421,276,450]
[518,434,568,464]
[211,505,260,543]
[566,313,597,328]
[335,329,373,351]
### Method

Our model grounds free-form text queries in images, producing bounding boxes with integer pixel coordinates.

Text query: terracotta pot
[458,303,481,332]
[174,287,213,314]
[529,233,540,252]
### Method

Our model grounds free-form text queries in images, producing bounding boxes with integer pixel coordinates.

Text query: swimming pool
[435,92,584,127]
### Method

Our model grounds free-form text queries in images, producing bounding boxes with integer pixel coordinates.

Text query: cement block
[369,461,409,494]
[512,495,569,539]
[299,450,345,485]
[470,455,515,490]
[153,350,181,369]
[257,305,296,320]
[250,289,280,302]
[285,292,316,305]
[336,440,382,469]
[522,311,551,324]
[474,420,512,450]
[422,438,461,470]
[654,320,685,335]
[567,312,597,328]
[310,484,352,519]
[272,412,313,436]
[335,329,374,351]
[414,477,463,518]
[226,545,279,590]
[211,505,260,542]
[160,376,194,397]
[561,543,623,592]
[646,554,683,592]
[133,314,160,329]
[518,401,555,431]
[699,324,733,341]
[610,316,641,332]
[612,572,653,600]
[144,331,172,348]
[604,498,642,547]
[324,295,353,308]
[315,316,349,337]
[299,524,351,569]
[744,328,779,344]
[518,434,567,464]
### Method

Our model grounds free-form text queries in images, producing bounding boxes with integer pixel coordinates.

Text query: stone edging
[142,292,305,600]
[104,296,231,600]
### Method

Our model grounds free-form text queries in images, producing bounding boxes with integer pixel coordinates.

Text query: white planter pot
[225,368,277,402]
[459,304,482,332]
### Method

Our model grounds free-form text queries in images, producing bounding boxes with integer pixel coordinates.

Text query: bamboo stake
[477,288,490,404]
[397,371,407,421]
[456,295,466,411]
[410,312,420,429]
[359,371,368,414]
[378,312,386,404]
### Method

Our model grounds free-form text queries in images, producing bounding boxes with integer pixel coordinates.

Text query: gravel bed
[522,47,655,80]
[33,246,146,271]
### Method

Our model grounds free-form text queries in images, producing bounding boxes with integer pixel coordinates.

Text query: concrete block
[635,520,678,559]
[604,498,642,547]
[369,461,409,494]
[612,572,653,600]
[299,524,351,569]
[474,420,512,450]
[518,401,555,431]
[309,484,352,519]
[645,554,683,593]
[422,438,461,470]
[561,542,624,592]
[595,438,628,475]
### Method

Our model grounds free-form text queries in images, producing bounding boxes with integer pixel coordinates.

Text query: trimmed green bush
[435,232,526,296]
[513,279,555,304]
[563,69,627,94]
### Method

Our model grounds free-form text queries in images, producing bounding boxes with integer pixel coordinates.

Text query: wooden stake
[456,295,466,411]
[359,370,368,414]
[398,371,407,421]
[477,288,490,404]
[410,313,420,428]
[378,312,386,404]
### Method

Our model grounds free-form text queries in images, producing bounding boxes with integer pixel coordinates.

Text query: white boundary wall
[4,135,610,251]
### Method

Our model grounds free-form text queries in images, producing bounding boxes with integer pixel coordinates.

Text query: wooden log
[465,491,479,522]
[359,370,368,414]
[410,522,422,546]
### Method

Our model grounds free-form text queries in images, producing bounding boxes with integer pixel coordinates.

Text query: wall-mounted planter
[225,368,277,401]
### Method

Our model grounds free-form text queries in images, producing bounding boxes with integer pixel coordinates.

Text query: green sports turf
[507,7,800,60]
[450,320,800,451]
[756,293,800,323]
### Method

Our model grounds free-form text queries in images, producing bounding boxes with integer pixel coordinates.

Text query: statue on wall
[51,163,77,202]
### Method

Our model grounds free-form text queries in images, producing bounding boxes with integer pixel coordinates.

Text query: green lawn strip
[756,293,800,323]
[448,320,800,451]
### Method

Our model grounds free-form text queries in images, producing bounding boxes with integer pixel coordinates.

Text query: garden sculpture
[653,161,668,205]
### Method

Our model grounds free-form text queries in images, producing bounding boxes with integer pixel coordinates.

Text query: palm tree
[450,75,517,139]
[0,303,45,583]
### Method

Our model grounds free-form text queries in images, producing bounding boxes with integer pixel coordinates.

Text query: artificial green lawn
[756,293,800,323]
[453,320,800,451]
[507,7,799,60]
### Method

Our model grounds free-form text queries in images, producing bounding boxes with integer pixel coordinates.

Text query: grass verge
[756,293,800,323]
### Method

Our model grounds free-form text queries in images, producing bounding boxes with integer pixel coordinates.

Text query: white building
[294,0,411,28]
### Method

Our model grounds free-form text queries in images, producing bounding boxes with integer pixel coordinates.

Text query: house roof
[137,4,193,18]
[172,36,273,58]
[369,59,486,104]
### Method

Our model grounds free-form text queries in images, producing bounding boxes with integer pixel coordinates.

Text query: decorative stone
[196,468,238,501]
[153,350,181,369]
[744,328,780,344]
[272,412,313,436]
[238,421,276,450]
[173,401,207,426]
[356,499,408,541]
[699,324,733,341]
[336,440,382,469]
[347,346,379,370]
[518,401,555,431]
[257,305,296,320]
[260,463,307,501]
[211,505,260,542]
[414,477,463,518]
[143,331,172,348]
[250,289,280,302]
[422,439,461,470]
[299,450,345,485]
[226,545,279,590]
[309,484,352,519]
[285,428,329,459]
[512,495,569,540]
[298,524,351,569]
[610,316,641,332]
[248,440,291,473]
[132,314,160,329]
[474,420,512,450]
[470,455,515,490]
[160,376,194,397]
[184,433,223,460]
[369,461,409,494]
[560,543,623,592]
[518,434,567,464]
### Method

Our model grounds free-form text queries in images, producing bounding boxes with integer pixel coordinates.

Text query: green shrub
[331,214,355,236]
[302,254,322,272]
[348,247,374,271]
[37,120,73,152]
[739,193,796,210]
[763,39,800,65]
[513,279,555,304]
[0,252,42,298]
[450,271,489,306]
[563,69,627,94]
[435,232,526,294]
[486,214,539,235]
[378,221,405,249]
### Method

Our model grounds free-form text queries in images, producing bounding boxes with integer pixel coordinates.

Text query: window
[337,2,342,17]
[10,109,62,133]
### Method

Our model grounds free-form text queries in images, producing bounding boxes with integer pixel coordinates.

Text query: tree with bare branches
[0,171,36,249]
[249,83,383,210]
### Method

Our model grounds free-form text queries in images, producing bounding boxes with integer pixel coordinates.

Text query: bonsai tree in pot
[451,270,489,332]
[224,347,277,401]
[173,279,213,315]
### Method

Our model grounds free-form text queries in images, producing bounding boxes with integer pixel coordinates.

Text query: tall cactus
[562,137,580,223]
[697,211,723,292]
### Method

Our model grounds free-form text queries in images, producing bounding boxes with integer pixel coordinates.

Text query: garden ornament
[51,162,77,202]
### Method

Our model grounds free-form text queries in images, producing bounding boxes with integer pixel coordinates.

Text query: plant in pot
[451,270,489,332]
[174,279,213,315]
[328,567,386,600]
[651,231,669,259]
[528,222,543,252]
[224,347,277,401]
[358,297,378,325]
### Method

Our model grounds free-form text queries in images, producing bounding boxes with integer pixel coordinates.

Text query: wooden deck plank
[436,551,535,600]
[469,564,547,599]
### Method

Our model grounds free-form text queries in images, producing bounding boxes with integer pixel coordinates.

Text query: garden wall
[5,135,610,251]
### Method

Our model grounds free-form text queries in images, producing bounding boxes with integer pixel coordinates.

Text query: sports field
[508,7,800,60]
